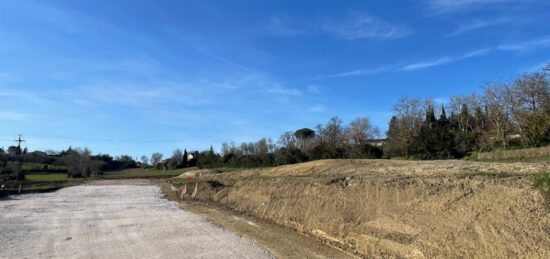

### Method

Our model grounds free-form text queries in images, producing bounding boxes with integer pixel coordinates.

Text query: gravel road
[0,184,272,259]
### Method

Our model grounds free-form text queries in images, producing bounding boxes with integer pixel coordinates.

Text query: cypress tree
[182,149,189,168]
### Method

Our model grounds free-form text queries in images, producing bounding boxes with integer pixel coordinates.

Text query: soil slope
[170,159,550,258]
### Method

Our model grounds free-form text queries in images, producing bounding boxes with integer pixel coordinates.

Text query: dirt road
[0,184,271,259]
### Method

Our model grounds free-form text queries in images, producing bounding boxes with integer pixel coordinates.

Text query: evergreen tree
[182,149,188,168]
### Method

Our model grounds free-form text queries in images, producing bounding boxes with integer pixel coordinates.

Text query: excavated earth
[169,159,550,258]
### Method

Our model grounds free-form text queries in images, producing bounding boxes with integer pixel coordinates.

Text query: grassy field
[26,173,68,181]
[478,145,550,162]
[22,162,66,171]
[1,168,190,196]
[98,168,193,179]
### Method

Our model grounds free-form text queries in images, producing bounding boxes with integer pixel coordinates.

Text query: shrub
[533,172,550,209]
[466,152,479,161]
[533,172,550,194]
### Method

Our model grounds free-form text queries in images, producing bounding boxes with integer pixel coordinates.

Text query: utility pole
[13,134,25,149]
[12,134,25,181]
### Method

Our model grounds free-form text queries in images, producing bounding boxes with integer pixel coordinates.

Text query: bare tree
[255,138,270,155]
[60,147,103,178]
[510,72,550,147]
[140,155,149,168]
[278,131,297,149]
[483,83,513,148]
[346,117,380,145]
[221,142,240,156]
[151,152,163,165]
[323,116,344,149]
[140,155,149,165]
[393,97,431,140]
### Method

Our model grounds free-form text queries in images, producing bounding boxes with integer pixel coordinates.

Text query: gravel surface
[0,184,272,259]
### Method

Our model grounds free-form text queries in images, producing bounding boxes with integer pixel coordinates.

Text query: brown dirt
[162,195,357,259]
[168,159,550,258]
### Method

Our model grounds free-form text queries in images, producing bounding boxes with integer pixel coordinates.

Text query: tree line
[154,116,384,169]
[0,146,139,179]
[386,68,550,159]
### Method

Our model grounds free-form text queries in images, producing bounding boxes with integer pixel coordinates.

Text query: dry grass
[479,145,550,161]
[169,159,550,258]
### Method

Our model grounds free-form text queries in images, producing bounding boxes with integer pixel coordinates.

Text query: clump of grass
[466,152,479,161]
[533,172,550,208]
[533,172,550,192]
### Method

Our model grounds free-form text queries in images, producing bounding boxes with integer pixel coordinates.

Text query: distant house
[367,139,386,147]
[187,153,194,161]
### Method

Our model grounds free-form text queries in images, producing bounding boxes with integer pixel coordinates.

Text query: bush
[533,172,550,194]
[533,172,550,209]
[466,152,479,161]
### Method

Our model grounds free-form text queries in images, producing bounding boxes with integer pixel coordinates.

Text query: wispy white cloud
[309,104,326,112]
[266,86,301,96]
[0,0,122,36]
[402,48,490,71]
[497,36,550,51]
[327,65,397,78]
[447,17,513,37]
[0,89,53,105]
[428,0,526,13]
[321,13,413,40]
[194,46,253,72]
[0,71,19,82]
[0,111,27,121]
[266,13,412,40]
[265,14,306,37]
[307,85,321,94]
[66,72,305,109]
[312,35,550,78]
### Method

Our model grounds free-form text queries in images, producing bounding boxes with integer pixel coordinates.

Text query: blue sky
[1,0,549,158]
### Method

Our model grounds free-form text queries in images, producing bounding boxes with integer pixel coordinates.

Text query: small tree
[140,155,149,168]
[294,128,315,150]
[151,153,163,166]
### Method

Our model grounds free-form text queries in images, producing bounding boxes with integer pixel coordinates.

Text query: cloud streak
[321,13,413,40]
[402,49,490,71]
[447,17,513,37]
[428,0,526,13]
[266,12,412,40]
[497,36,550,51]
[323,35,550,77]
[0,111,27,121]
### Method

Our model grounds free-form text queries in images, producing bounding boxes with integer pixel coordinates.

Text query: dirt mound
[177,169,219,178]
[169,159,550,258]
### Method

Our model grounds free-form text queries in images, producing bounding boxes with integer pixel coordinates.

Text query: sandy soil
[170,159,550,258]
[161,187,357,259]
[0,183,271,259]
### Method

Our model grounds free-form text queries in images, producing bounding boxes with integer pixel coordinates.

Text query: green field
[22,162,66,171]
[98,168,192,179]
[25,173,68,181]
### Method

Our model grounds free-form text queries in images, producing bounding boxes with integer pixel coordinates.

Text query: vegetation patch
[26,173,68,181]
[533,172,550,206]
[207,180,226,191]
